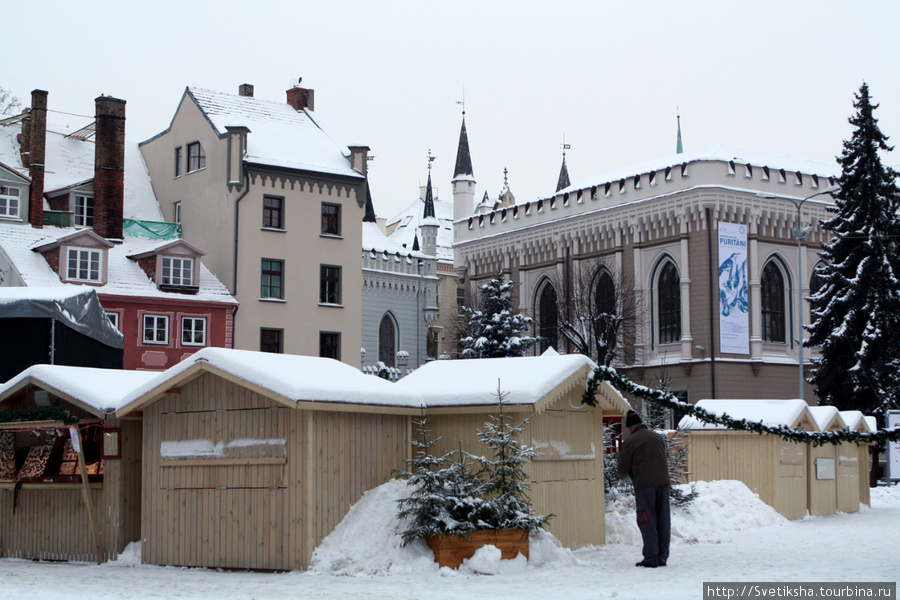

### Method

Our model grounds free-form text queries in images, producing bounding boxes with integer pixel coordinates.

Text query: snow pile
[605,480,787,545]
[871,484,900,508]
[109,541,142,566]
[309,478,578,576]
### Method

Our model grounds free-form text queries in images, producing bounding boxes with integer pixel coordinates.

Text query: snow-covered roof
[117,347,423,417]
[807,405,845,431]
[0,222,235,303]
[0,120,164,221]
[560,144,840,197]
[396,354,602,409]
[0,286,124,348]
[384,196,454,262]
[185,87,361,179]
[0,364,158,415]
[838,410,870,432]
[678,399,816,431]
[362,222,425,259]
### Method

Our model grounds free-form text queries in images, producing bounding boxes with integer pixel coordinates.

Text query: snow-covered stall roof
[807,405,846,431]
[395,353,629,413]
[560,144,840,197]
[184,87,362,179]
[0,224,235,303]
[838,410,871,432]
[0,364,158,416]
[0,286,123,348]
[116,347,423,418]
[678,399,817,431]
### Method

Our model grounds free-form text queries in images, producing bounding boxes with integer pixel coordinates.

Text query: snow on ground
[2,480,899,600]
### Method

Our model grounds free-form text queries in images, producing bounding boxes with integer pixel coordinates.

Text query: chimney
[286,84,314,112]
[28,90,48,228]
[239,83,254,97]
[93,96,126,239]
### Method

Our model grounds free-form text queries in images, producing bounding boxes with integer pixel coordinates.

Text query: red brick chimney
[286,84,314,111]
[93,96,126,239]
[28,90,48,228]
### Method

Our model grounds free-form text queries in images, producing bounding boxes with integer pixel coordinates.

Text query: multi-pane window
[74,195,94,227]
[321,203,340,235]
[174,147,183,177]
[263,196,284,229]
[378,315,396,367]
[187,141,206,172]
[181,316,207,346]
[161,256,194,287]
[261,259,284,299]
[761,262,786,343]
[260,328,283,353]
[105,311,120,331]
[320,265,341,304]
[658,261,681,344]
[538,283,558,354]
[66,248,102,282]
[143,314,169,344]
[320,331,341,360]
[0,185,21,218]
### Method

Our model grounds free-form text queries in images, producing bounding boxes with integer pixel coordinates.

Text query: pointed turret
[452,113,476,223]
[556,153,571,192]
[423,171,436,219]
[676,112,684,154]
[421,155,439,259]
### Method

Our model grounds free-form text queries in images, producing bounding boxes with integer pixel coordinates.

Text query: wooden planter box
[426,529,529,569]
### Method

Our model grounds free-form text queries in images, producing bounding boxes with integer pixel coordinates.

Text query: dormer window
[66,247,103,283]
[74,195,94,228]
[161,256,194,287]
[187,141,206,173]
[0,185,21,219]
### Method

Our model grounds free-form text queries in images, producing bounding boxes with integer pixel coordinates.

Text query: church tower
[452,113,476,223]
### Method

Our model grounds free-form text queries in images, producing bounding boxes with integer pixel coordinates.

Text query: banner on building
[718,222,749,355]
[889,410,900,481]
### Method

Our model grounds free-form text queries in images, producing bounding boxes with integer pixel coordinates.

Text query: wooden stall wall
[835,443,860,513]
[140,373,292,570]
[774,439,808,520]
[807,443,837,517]
[857,444,870,507]
[686,432,776,509]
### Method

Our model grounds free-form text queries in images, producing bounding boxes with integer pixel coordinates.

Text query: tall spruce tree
[806,83,900,426]
[459,271,539,358]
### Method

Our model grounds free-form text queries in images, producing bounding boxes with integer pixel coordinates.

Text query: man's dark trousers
[634,485,670,565]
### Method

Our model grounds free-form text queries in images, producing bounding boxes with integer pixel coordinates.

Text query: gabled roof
[384,195,454,262]
[0,364,157,416]
[183,87,362,179]
[678,399,817,431]
[838,410,871,433]
[116,348,423,418]
[808,405,846,431]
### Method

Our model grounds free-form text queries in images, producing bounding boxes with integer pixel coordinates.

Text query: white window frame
[66,247,103,283]
[161,256,194,287]
[142,314,169,345]
[74,194,94,228]
[174,201,182,224]
[181,316,207,346]
[105,311,120,331]
[0,184,21,219]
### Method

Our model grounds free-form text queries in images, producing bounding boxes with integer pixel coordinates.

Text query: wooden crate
[426,529,529,569]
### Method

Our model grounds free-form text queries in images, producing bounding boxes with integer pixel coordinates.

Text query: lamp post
[758,185,839,401]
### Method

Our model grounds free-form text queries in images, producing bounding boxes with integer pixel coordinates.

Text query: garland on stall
[0,406,78,425]
[582,365,900,446]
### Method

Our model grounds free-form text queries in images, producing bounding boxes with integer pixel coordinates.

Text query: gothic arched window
[378,314,397,366]
[538,283,558,353]
[761,261,786,343]
[658,261,681,344]
[594,270,617,362]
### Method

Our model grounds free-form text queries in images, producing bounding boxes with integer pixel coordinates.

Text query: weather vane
[561,135,571,156]
[456,89,465,115]
[426,149,436,171]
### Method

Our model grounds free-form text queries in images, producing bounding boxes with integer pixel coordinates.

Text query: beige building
[140,83,367,363]
[453,144,841,407]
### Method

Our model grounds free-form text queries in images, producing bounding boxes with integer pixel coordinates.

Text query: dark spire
[556,141,571,192]
[423,172,435,219]
[453,117,473,178]
[363,183,377,223]
[676,111,683,154]
[412,231,420,251]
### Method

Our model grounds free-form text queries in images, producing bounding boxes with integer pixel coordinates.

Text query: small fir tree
[806,83,900,426]
[459,272,539,358]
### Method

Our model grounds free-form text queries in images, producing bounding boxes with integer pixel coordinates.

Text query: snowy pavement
[2,481,898,600]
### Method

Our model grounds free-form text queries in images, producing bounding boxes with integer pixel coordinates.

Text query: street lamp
[757,185,840,401]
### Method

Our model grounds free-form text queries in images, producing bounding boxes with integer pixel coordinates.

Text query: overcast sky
[6,1,900,219]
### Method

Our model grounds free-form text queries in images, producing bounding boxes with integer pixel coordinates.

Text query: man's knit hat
[625,410,642,428]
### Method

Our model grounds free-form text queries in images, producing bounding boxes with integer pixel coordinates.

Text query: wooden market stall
[838,410,872,509]
[678,399,818,520]
[0,365,154,562]
[806,406,844,517]
[397,353,631,549]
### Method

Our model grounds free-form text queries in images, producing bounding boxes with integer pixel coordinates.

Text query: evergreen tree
[806,83,900,426]
[459,271,539,358]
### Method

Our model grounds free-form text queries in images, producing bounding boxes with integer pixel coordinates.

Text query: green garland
[0,406,78,426]
[583,365,900,446]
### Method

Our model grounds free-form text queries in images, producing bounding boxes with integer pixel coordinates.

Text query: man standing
[617,409,670,568]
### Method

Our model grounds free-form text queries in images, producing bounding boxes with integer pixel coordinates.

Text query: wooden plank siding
[139,372,408,571]
[807,442,837,517]
[0,413,141,562]
[835,442,860,513]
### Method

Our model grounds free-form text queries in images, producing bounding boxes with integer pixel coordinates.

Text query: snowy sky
[5,1,900,220]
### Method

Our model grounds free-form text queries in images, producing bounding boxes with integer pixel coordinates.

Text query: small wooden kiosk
[838,410,872,509]
[0,365,154,562]
[807,406,844,517]
[679,400,818,520]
